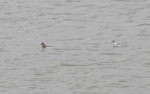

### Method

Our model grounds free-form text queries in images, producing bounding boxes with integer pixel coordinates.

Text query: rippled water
[0,0,150,94]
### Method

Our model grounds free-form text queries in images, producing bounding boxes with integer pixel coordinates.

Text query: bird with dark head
[41,42,47,48]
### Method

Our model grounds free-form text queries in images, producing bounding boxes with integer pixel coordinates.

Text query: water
[0,0,150,94]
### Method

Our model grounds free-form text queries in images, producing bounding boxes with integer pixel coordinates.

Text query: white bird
[111,40,126,47]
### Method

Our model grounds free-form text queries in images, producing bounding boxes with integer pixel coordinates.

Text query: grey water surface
[0,0,150,94]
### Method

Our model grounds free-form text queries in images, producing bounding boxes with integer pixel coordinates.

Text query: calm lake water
[0,0,150,94]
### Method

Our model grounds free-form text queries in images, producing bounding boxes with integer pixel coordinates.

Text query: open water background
[0,0,150,94]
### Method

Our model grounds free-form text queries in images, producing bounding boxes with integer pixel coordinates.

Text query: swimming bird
[41,42,47,48]
[111,40,125,47]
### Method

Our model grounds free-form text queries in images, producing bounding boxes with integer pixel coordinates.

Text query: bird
[111,40,125,47]
[41,42,47,48]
